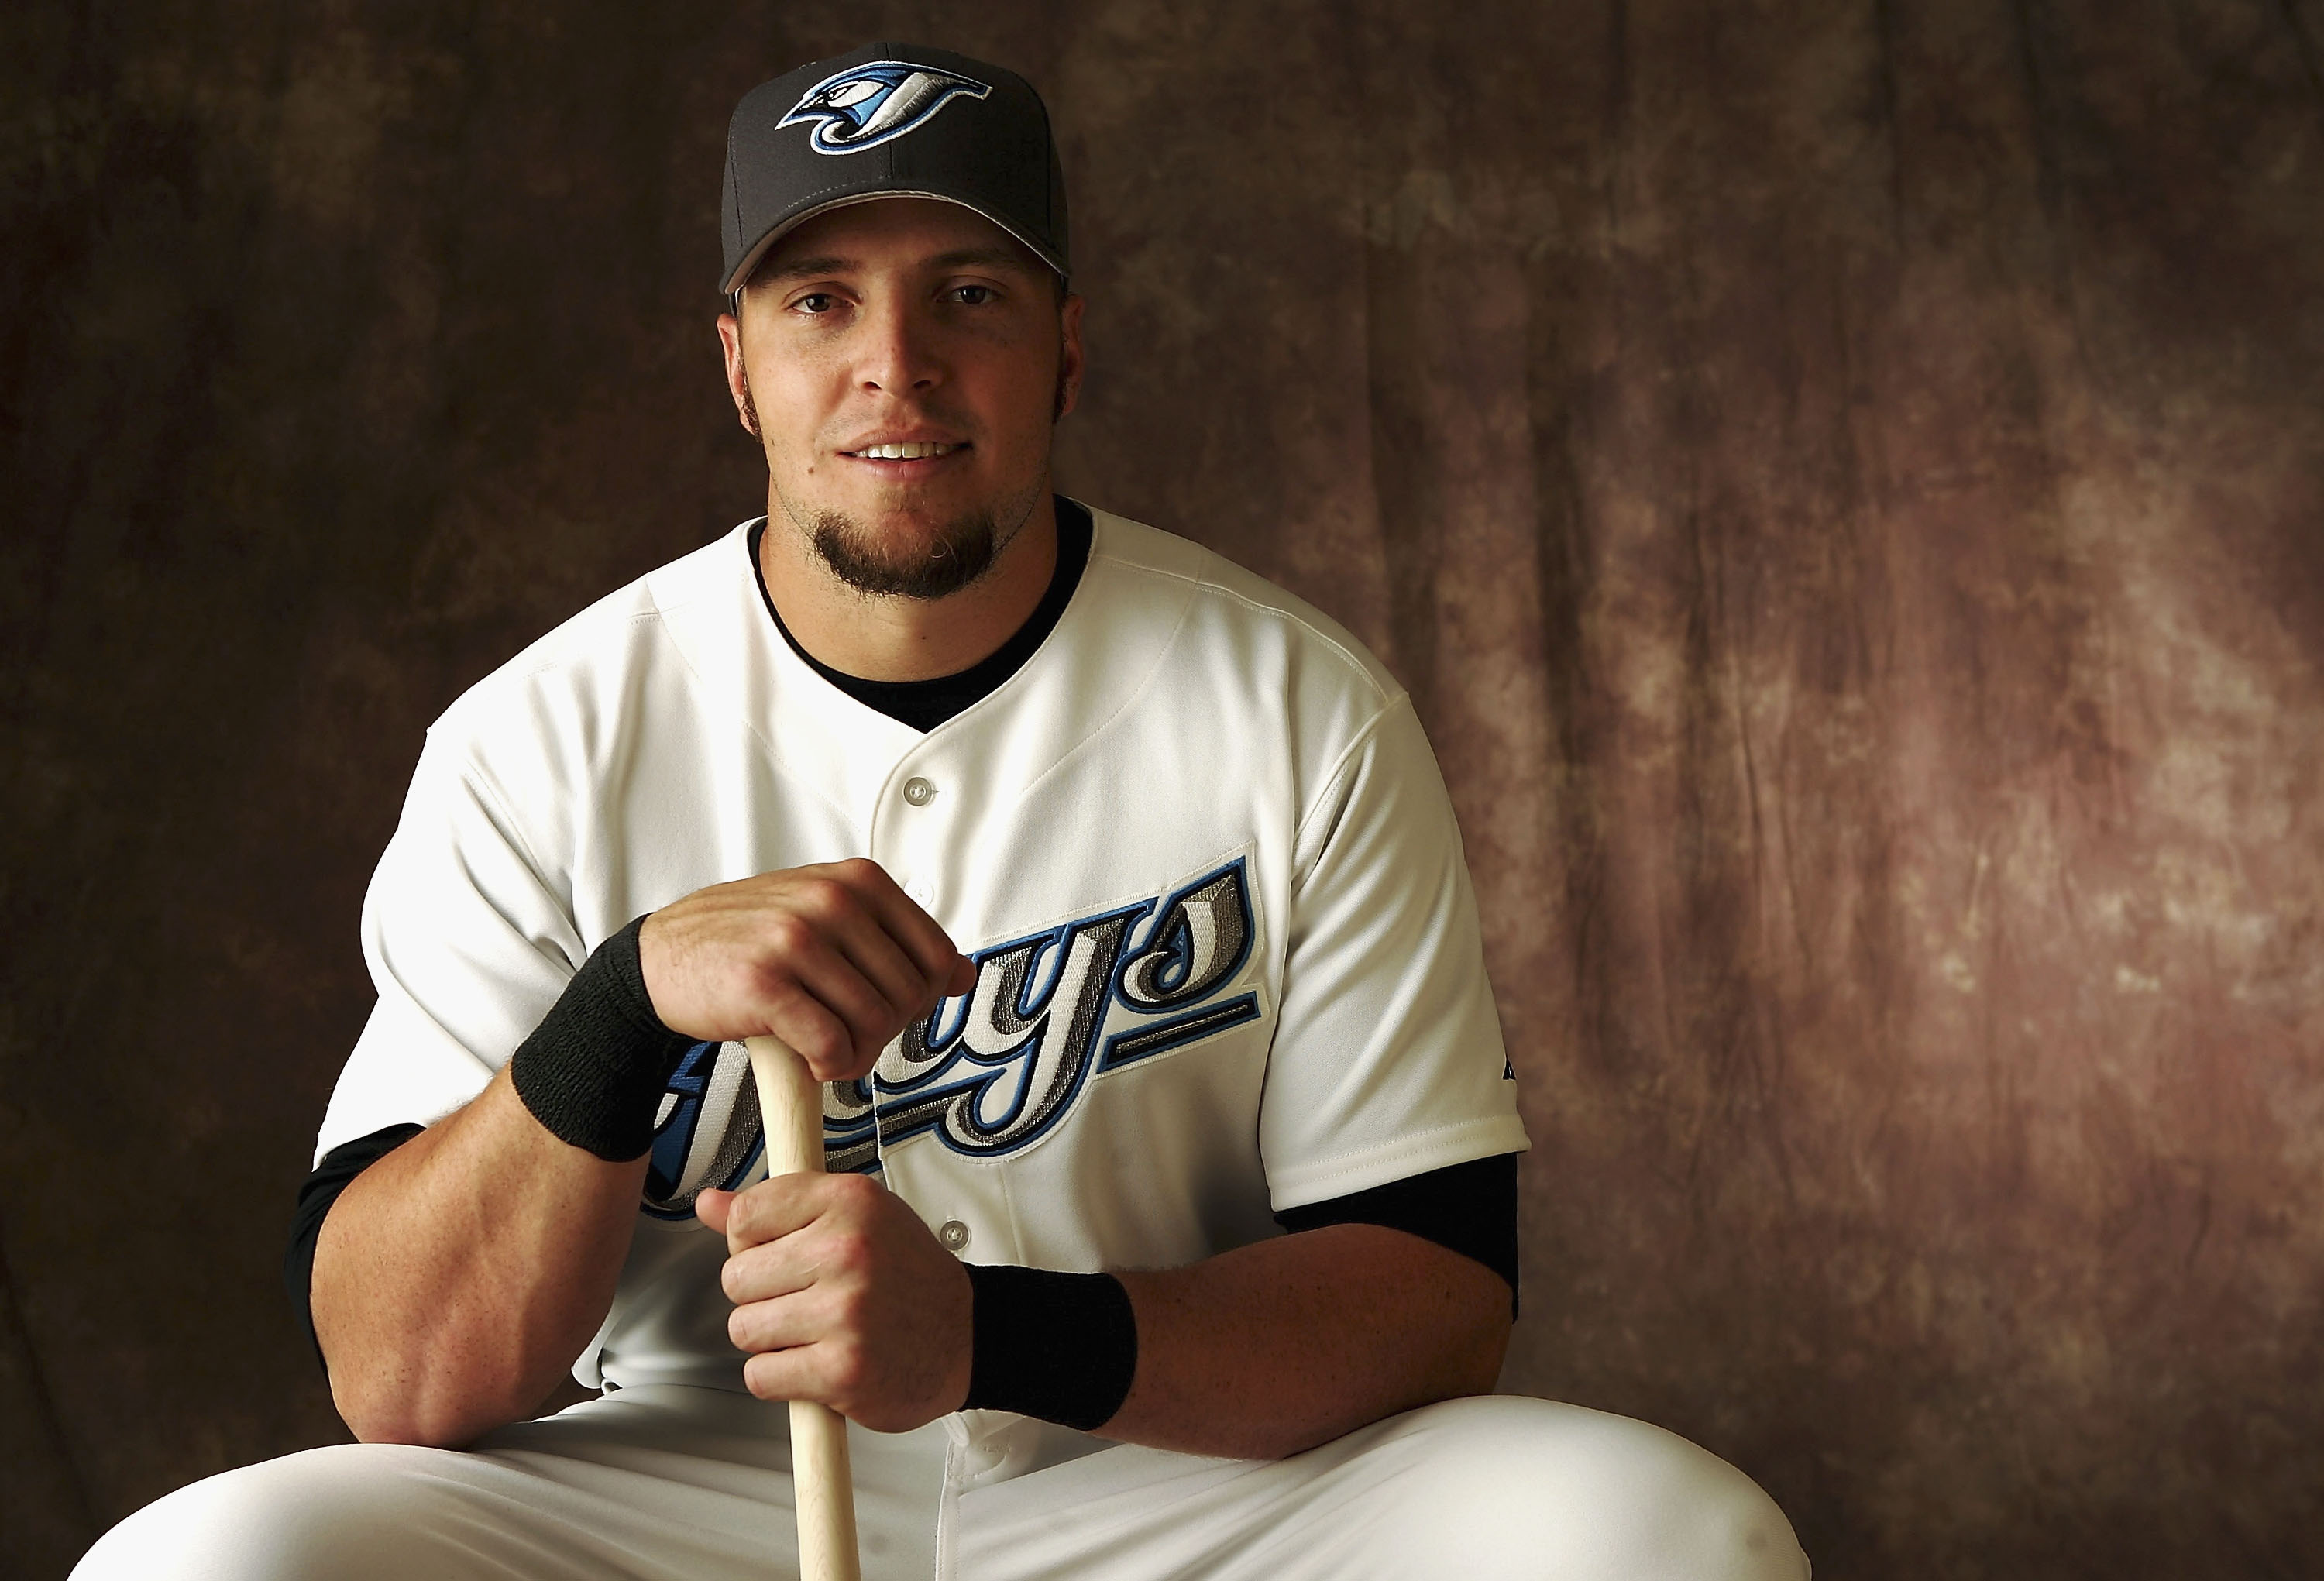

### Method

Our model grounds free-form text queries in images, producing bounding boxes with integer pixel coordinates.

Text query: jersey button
[937,1219,971,1253]
[902,776,937,807]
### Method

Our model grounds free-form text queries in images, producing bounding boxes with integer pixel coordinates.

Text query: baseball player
[74,43,1808,1581]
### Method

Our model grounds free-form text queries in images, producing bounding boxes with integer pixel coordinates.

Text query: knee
[72,1443,476,1581]
[1375,1396,1808,1581]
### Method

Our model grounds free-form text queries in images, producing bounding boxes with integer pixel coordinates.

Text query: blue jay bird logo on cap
[779,62,992,156]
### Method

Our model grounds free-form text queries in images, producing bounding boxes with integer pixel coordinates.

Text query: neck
[757,491,1061,682]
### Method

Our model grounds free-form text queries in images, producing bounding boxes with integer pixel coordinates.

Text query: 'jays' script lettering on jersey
[641,855,1263,1217]
[318,507,1527,1392]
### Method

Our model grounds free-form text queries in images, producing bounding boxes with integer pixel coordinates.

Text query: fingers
[643,858,978,1077]
[694,1187,733,1234]
[739,1338,872,1414]
[715,1179,875,1399]
[945,951,977,997]
[714,1172,866,1259]
[780,868,928,1014]
[712,1172,974,1431]
[725,1251,854,1349]
[832,859,971,1002]
[754,922,902,1077]
[761,864,974,1077]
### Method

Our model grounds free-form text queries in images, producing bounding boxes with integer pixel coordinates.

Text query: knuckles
[813,1223,875,1287]
[792,876,853,922]
[798,1022,854,1077]
[823,1171,885,1212]
[659,859,951,1060]
[757,913,816,963]
[831,857,884,890]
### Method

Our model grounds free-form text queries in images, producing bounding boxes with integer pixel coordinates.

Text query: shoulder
[422,525,757,788]
[1079,507,1404,727]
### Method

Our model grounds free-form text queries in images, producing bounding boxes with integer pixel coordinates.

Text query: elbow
[327,1351,538,1449]
[333,1377,490,1449]
[332,1379,430,1447]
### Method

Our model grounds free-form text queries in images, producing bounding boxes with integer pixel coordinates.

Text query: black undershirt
[286,499,1518,1357]
[749,497,1095,731]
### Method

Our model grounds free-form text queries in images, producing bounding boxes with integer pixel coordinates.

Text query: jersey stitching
[1091,537,1399,713]
[1012,526,1401,813]
[504,607,672,683]
[1285,693,1415,897]
[994,1158,1028,1262]
[1001,550,1208,808]
[450,762,576,964]
[640,555,871,844]
[1087,528,1410,882]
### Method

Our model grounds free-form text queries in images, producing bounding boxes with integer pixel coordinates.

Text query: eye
[792,291,839,314]
[950,284,997,306]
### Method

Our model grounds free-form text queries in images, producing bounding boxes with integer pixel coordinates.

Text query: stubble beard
[772,472,1047,602]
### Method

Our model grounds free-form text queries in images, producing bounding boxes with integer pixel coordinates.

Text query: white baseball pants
[73,1386,1809,1579]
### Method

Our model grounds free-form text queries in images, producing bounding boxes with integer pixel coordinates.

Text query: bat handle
[744,1034,862,1581]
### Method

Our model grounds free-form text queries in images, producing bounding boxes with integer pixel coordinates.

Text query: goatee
[803,508,1002,600]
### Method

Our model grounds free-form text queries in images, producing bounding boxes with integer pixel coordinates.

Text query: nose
[855,294,944,396]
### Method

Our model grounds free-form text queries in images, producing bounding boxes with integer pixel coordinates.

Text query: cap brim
[720,190,1070,298]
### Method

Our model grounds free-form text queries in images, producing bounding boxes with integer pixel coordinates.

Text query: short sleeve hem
[1264,1115,1531,1214]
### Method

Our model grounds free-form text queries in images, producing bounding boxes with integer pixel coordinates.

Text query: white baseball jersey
[318,507,1528,1392]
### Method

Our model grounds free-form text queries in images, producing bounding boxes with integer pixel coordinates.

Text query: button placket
[887,767,945,917]
[867,758,956,1211]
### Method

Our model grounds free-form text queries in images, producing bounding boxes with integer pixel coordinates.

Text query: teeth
[855,442,959,460]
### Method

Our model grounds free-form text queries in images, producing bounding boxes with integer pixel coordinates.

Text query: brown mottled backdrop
[3,2,2320,1576]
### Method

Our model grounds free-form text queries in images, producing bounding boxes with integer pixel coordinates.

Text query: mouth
[841,440,968,464]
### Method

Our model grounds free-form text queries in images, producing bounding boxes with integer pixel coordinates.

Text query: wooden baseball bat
[745,1034,862,1581]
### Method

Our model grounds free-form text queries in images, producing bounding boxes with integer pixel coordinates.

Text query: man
[75,43,1808,1580]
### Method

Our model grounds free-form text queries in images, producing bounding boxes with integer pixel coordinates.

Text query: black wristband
[509,915,700,1160]
[962,1265,1138,1431]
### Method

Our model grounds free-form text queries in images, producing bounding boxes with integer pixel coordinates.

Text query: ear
[1054,293,1086,421]
[717,311,761,438]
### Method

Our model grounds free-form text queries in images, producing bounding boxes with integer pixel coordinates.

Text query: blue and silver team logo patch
[779,62,992,156]
[638,856,1267,1216]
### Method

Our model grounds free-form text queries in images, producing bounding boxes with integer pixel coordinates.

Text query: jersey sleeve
[1257,693,1529,1209]
[312,727,588,1163]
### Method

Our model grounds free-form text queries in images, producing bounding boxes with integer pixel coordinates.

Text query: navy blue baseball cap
[720,43,1071,299]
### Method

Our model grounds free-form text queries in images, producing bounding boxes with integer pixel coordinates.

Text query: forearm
[311,1066,647,1448]
[1100,1224,1511,1460]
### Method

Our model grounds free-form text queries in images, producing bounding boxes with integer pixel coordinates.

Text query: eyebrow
[755,246,1042,285]
[923,246,1040,275]
[754,254,858,284]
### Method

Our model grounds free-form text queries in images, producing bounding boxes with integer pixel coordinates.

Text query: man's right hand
[638,858,975,1081]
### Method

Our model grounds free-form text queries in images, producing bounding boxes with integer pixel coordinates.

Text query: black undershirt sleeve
[284,1122,424,1366]
[1274,1153,1521,1316]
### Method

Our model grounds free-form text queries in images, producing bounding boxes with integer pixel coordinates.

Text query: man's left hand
[696,1174,973,1432]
